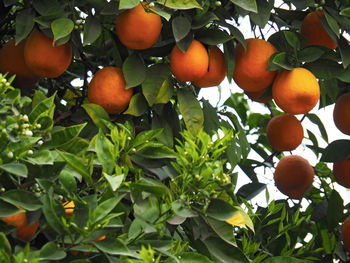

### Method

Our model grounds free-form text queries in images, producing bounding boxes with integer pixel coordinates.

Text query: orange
[301,11,337,50]
[88,67,133,114]
[0,39,40,86]
[333,93,350,135]
[233,38,277,92]
[2,209,39,241]
[266,114,304,152]
[24,30,72,78]
[272,68,320,114]
[245,89,272,103]
[63,200,75,218]
[116,3,162,50]
[273,155,314,199]
[342,216,350,252]
[192,46,227,88]
[170,40,209,82]
[333,156,350,188]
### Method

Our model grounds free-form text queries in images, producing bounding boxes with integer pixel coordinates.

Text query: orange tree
[1,0,350,262]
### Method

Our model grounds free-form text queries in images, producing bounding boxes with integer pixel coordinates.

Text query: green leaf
[223,39,235,83]
[250,0,273,28]
[203,100,220,135]
[267,52,294,71]
[207,218,236,246]
[59,169,77,195]
[321,140,350,162]
[283,30,301,51]
[236,183,266,201]
[172,200,196,218]
[0,233,11,255]
[178,89,203,135]
[83,16,102,46]
[142,64,171,106]
[122,53,146,89]
[82,103,110,132]
[26,150,55,165]
[44,123,87,148]
[154,79,173,104]
[42,194,65,234]
[306,113,328,142]
[0,200,22,217]
[298,46,325,63]
[29,92,56,123]
[196,28,233,45]
[93,238,136,257]
[124,93,148,116]
[56,151,90,181]
[15,9,35,45]
[133,129,163,148]
[94,195,125,223]
[324,11,340,38]
[340,7,350,18]
[131,177,170,197]
[305,59,342,79]
[0,190,41,211]
[155,0,201,9]
[177,252,213,263]
[119,0,139,9]
[8,137,41,154]
[96,129,115,174]
[262,257,311,263]
[104,174,124,191]
[230,0,257,13]
[172,16,191,42]
[327,191,344,229]
[339,37,350,69]
[207,199,237,221]
[0,163,28,178]
[51,18,74,42]
[40,241,66,260]
[203,237,249,263]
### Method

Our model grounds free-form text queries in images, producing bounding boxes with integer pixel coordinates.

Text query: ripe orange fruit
[301,11,337,50]
[273,155,314,199]
[2,209,39,241]
[272,68,320,114]
[116,3,162,50]
[333,93,350,135]
[0,39,40,86]
[24,30,72,78]
[342,216,350,251]
[192,46,227,88]
[88,67,133,114]
[233,38,277,92]
[63,200,75,218]
[245,88,272,103]
[266,114,304,152]
[170,40,209,82]
[333,156,350,188]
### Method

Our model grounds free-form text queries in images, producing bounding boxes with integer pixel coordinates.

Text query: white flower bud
[25,130,33,137]
[7,152,13,158]
[22,115,29,122]
[27,150,34,155]
[37,140,44,146]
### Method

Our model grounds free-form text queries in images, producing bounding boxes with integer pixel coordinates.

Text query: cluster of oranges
[0,30,72,86]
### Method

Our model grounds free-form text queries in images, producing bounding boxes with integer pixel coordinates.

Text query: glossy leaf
[0,163,28,178]
[40,242,66,260]
[172,16,191,42]
[142,64,171,106]
[230,0,257,13]
[122,53,146,88]
[0,200,22,217]
[119,0,139,9]
[82,103,110,132]
[0,190,41,211]
[155,0,201,9]
[96,129,115,175]
[207,198,237,221]
[44,123,87,148]
[15,9,35,44]
[124,93,148,116]
[321,139,350,162]
[178,89,204,135]
[51,18,74,42]
[83,16,102,46]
